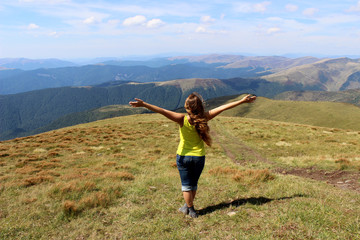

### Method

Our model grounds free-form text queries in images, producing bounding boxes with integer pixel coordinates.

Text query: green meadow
[0,111,359,239]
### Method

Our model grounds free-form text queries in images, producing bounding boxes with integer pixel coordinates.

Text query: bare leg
[183,191,194,207]
[181,190,199,218]
[192,190,196,201]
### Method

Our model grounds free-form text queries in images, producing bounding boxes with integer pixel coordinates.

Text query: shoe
[179,203,189,215]
[188,206,198,218]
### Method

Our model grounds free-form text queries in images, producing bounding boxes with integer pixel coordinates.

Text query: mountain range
[0,58,76,70]
[1,54,360,141]
[0,77,316,140]
[1,55,360,96]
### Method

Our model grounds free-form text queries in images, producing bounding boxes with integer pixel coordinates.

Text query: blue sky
[1,0,360,59]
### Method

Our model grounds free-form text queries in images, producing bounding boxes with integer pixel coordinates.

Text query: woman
[129,93,256,218]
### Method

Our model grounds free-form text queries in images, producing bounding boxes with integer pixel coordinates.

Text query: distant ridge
[1,54,359,95]
[0,58,77,70]
[261,57,360,91]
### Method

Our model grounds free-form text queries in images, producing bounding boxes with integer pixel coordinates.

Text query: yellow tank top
[176,116,205,156]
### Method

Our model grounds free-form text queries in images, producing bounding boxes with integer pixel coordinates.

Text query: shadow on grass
[198,194,306,216]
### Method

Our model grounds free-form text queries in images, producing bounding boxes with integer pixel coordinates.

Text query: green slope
[274,89,360,107]
[206,95,360,131]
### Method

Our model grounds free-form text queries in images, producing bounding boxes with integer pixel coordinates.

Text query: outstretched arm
[129,98,184,125]
[207,94,256,120]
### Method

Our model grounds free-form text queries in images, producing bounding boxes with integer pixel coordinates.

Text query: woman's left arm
[129,98,184,125]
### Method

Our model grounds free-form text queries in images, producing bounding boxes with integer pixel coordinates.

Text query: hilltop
[205,95,360,131]
[0,114,359,239]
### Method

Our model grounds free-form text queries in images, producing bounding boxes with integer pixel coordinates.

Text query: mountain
[221,56,320,71]
[0,77,311,140]
[261,58,360,91]
[0,58,77,70]
[168,54,247,64]
[0,64,269,95]
[274,89,360,107]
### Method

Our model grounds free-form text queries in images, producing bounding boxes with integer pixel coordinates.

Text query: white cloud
[195,26,207,33]
[83,16,97,24]
[348,1,360,12]
[267,27,281,34]
[254,1,271,13]
[285,4,298,12]
[303,8,318,17]
[28,23,39,30]
[123,15,147,27]
[146,19,165,28]
[200,16,215,24]
[235,1,270,13]
[49,31,61,37]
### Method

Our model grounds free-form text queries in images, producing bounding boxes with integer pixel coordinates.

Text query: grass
[206,95,360,131]
[0,114,359,239]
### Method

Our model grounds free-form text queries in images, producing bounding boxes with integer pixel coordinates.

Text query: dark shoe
[179,203,189,215]
[188,206,198,218]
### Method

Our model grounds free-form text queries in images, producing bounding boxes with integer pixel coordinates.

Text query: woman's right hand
[241,94,257,103]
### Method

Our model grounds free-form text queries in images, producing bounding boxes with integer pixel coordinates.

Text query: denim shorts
[176,154,205,191]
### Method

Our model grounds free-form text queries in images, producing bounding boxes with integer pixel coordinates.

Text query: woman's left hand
[129,98,145,107]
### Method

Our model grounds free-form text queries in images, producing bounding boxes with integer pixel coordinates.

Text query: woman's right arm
[207,94,256,120]
[129,98,184,125]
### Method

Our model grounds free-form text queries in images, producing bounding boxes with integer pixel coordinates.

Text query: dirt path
[212,128,360,193]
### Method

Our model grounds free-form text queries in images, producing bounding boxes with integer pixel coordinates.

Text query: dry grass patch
[103,161,117,167]
[209,166,239,175]
[63,200,79,215]
[22,175,54,187]
[233,169,275,183]
[38,162,63,169]
[103,171,135,181]
[335,158,354,170]
[15,165,40,175]
[209,166,275,184]
[79,192,111,209]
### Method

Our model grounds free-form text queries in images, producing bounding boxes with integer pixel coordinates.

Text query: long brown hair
[184,92,212,146]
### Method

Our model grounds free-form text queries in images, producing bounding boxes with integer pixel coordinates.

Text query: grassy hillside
[27,105,149,136]
[274,89,360,107]
[0,114,359,239]
[206,95,360,131]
